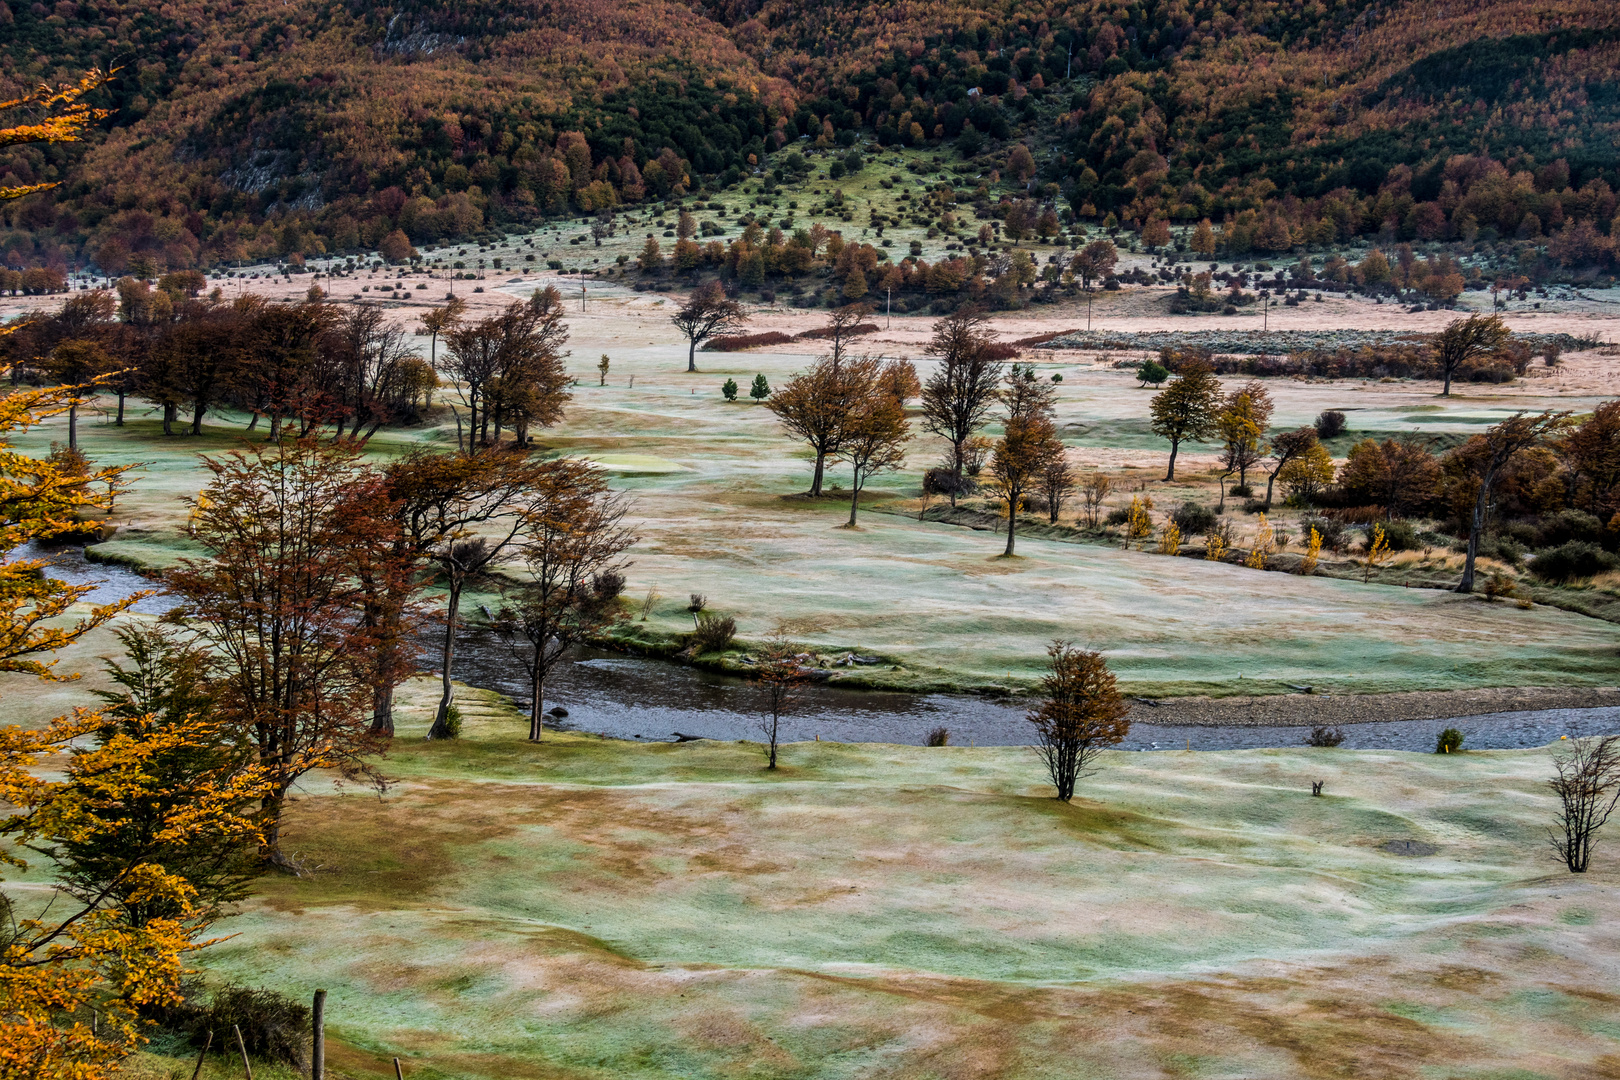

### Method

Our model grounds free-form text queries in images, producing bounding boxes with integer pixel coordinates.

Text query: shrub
[1314,409,1347,439]
[1536,509,1605,548]
[1104,506,1132,526]
[1529,541,1618,582]
[925,726,950,746]
[1170,500,1218,536]
[442,704,462,738]
[691,612,737,653]
[1487,536,1527,567]
[703,332,795,351]
[1137,360,1168,386]
[1303,516,1347,552]
[1228,484,1253,498]
[721,378,739,401]
[1436,727,1464,753]
[1482,570,1520,601]
[923,467,974,498]
[795,322,878,341]
[1306,725,1345,747]
[1365,519,1420,552]
[170,986,310,1066]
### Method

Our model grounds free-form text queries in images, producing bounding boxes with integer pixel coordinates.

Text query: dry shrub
[795,322,878,340]
[703,331,795,351]
[691,612,737,653]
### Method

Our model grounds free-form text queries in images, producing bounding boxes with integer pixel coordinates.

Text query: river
[33,543,1620,752]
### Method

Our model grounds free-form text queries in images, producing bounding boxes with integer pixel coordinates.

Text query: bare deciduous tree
[919,308,1003,505]
[1037,453,1077,524]
[1080,473,1112,528]
[755,634,805,770]
[1549,735,1620,873]
[1028,642,1131,802]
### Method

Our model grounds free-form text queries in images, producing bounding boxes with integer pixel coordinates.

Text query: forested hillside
[1,0,1616,272]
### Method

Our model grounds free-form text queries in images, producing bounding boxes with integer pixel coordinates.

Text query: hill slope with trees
[0,0,1616,272]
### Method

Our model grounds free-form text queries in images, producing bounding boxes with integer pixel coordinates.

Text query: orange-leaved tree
[165,438,407,858]
[0,384,266,1080]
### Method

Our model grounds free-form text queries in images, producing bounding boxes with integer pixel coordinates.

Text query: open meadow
[31,682,1604,1080]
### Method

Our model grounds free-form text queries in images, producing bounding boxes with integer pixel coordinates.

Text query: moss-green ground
[109,682,1616,1079]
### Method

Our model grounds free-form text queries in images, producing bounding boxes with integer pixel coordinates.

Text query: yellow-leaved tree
[0,70,114,202]
[0,394,266,1079]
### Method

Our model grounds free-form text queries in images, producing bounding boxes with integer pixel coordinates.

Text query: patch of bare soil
[1137,684,1620,727]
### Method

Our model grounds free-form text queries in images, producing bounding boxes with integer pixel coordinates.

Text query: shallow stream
[36,544,1620,752]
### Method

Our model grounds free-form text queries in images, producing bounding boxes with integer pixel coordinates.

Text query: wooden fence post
[190,1030,213,1080]
[233,1024,253,1080]
[312,989,327,1080]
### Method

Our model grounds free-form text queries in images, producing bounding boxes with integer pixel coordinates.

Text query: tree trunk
[1004,490,1018,556]
[847,472,861,526]
[810,450,825,496]
[1263,467,1278,509]
[949,439,965,508]
[67,402,77,451]
[1458,470,1493,594]
[529,668,545,742]
[191,401,206,436]
[115,390,125,426]
[1442,365,1453,397]
[370,682,395,737]
[1164,437,1180,481]
[269,412,282,440]
[162,403,177,436]
[687,338,698,373]
[246,411,259,433]
[428,578,463,738]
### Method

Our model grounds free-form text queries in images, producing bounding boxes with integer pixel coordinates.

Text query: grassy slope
[144,682,1620,1079]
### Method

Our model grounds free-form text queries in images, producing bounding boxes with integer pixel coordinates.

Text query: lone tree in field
[756,634,806,770]
[1455,411,1566,593]
[1028,642,1131,802]
[919,308,1004,504]
[989,365,1061,556]
[495,459,637,741]
[672,280,746,373]
[1148,356,1222,481]
[1549,735,1620,873]
[1435,314,1511,397]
